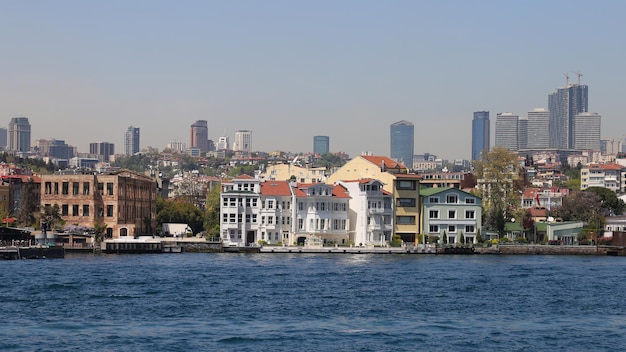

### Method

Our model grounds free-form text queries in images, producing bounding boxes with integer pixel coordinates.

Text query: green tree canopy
[156,197,206,234]
[584,186,625,216]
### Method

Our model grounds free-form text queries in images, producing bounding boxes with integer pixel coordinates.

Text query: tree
[93,220,107,252]
[474,147,523,233]
[585,186,625,216]
[17,180,40,227]
[156,197,206,234]
[41,204,64,231]
[204,183,221,239]
[552,191,602,222]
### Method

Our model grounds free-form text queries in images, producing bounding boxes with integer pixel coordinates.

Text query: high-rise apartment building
[471,111,490,160]
[90,142,115,161]
[0,127,7,149]
[495,112,520,151]
[574,112,601,151]
[313,136,330,155]
[190,120,209,152]
[124,126,140,156]
[233,130,252,152]
[390,120,414,168]
[217,136,230,150]
[526,108,551,149]
[548,82,588,149]
[8,117,31,153]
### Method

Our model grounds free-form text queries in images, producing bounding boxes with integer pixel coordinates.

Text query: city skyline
[2,1,626,160]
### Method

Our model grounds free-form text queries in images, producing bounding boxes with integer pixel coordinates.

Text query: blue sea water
[1,253,626,351]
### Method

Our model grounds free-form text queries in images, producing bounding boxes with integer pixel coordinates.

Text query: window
[246,214,251,223]
[465,225,476,233]
[268,216,274,224]
[465,198,476,204]
[72,205,79,216]
[396,216,416,225]
[229,214,236,223]
[62,182,69,195]
[252,214,257,223]
[429,197,439,204]
[98,206,104,217]
[45,182,52,195]
[62,204,69,216]
[319,202,326,211]
[446,195,458,204]
[298,202,304,211]
[397,180,416,190]
[72,182,79,195]
[83,182,90,195]
[465,210,475,219]
[83,205,90,216]
[448,225,456,233]
[267,200,274,209]
[107,183,114,195]
[448,210,456,219]
[298,218,304,230]
[97,183,104,195]
[429,225,439,233]
[54,183,59,195]
[429,210,439,219]
[397,198,416,207]
[107,205,114,217]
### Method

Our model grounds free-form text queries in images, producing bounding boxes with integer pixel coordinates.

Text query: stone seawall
[476,245,610,255]
[180,242,224,253]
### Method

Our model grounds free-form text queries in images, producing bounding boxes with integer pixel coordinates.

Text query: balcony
[368,208,392,215]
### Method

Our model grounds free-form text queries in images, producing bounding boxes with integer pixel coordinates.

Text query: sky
[1,0,626,161]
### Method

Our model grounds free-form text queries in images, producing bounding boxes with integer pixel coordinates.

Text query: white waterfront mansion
[220,175,352,247]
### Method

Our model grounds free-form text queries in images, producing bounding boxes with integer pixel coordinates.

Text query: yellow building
[327,155,422,244]
[261,163,328,183]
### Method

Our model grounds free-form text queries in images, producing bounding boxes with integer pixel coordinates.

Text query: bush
[389,234,403,247]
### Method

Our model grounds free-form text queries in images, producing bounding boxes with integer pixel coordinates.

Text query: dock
[1,245,65,259]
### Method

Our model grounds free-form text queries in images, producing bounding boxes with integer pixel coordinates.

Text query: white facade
[233,130,252,152]
[293,183,350,246]
[527,108,550,149]
[574,112,601,151]
[495,112,520,151]
[217,136,230,150]
[220,175,261,246]
[338,179,393,247]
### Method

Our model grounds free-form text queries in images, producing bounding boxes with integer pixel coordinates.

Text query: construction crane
[571,70,583,85]
[563,72,569,86]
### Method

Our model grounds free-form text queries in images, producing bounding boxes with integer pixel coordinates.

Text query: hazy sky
[2,1,625,160]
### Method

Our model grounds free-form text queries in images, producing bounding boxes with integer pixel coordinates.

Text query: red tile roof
[332,184,351,198]
[261,180,292,196]
[361,155,407,170]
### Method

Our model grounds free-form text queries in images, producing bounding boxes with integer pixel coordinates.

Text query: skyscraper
[0,127,7,149]
[471,111,490,160]
[90,142,115,161]
[233,130,252,152]
[390,120,414,168]
[495,112,520,151]
[313,136,330,155]
[526,108,551,149]
[8,117,31,153]
[574,112,601,151]
[548,82,588,149]
[190,120,209,152]
[124,126,140,156]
